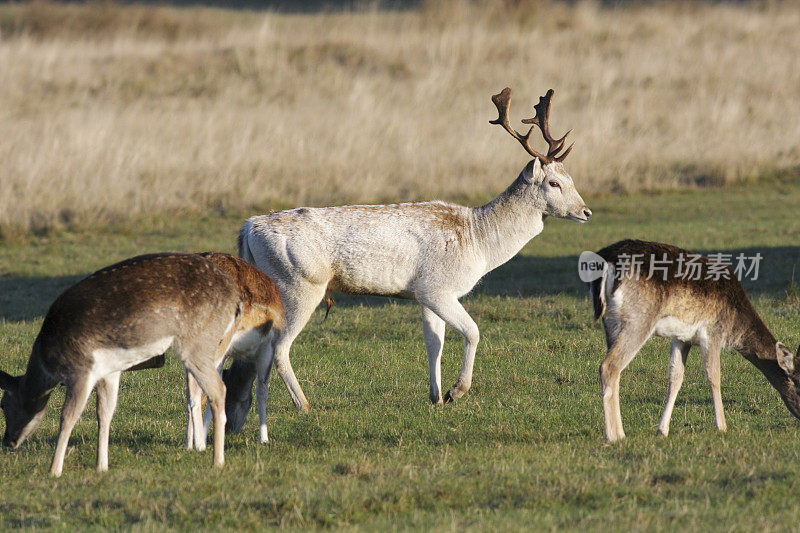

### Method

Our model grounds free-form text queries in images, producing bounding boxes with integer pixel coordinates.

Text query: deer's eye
[548,181,561,189]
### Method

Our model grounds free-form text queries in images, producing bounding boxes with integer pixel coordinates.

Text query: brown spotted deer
[590,240,800,442]
[0,252,282,476]
[224,87,591,432]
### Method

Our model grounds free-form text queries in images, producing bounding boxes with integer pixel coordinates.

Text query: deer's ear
[0,370,20,391]
[522,158,544,184]
[776,342,795,374]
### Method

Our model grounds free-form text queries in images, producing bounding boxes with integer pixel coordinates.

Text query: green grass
[3,180,800,529]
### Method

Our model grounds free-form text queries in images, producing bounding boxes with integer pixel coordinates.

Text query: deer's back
[246,202,478,296]
[198,252,285,351]
[38,253,241,373]
[597,240,751,340]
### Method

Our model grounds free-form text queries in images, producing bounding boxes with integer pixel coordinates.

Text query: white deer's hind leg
[658,340,690,437]
[50,377,95,477]
[701,341,726,432]
[256,339,275,443]
[421,296,479,403]
[422,306,446,404]
[270,284,326,413]
[95,371,121,472]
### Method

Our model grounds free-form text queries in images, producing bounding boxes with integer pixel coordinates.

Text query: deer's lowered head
[766,342,800,420]
[0,370,50,449]
[491,87,591,223]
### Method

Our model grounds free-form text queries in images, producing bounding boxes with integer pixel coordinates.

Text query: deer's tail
[238,220,255,264]
[590,262,612,321]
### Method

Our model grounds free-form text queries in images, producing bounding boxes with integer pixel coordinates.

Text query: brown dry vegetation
[1,1,799,235]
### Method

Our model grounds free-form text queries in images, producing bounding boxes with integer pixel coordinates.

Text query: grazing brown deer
[223,87,592,435]
[590,240,800,441]
[0,252,282,476]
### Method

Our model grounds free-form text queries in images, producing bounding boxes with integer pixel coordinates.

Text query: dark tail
[590,264,611,320]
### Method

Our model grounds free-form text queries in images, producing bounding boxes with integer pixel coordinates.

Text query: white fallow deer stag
[225,87,592,433]
[0,252,283,476]
[590,239,800,442]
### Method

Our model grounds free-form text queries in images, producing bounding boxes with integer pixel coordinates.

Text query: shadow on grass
[0,274,84,321]
[328,245,800,310]
[2,245,798,321]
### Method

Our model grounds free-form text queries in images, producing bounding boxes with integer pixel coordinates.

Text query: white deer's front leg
[422,306,446,404]
[421,296,479,403]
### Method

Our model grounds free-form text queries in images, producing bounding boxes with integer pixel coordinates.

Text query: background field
[1,0,799,235]
[2,180,800,529]
[2,0,800,530]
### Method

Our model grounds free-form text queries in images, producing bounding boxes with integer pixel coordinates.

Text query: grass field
[2,177,800,529]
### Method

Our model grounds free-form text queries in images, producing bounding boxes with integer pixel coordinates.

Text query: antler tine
[490,87,550,163]
[521,89,574,161]
[555,142,574,162]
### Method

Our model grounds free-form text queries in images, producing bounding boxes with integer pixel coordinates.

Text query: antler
[521,89,573,162]
[490,87,574,164]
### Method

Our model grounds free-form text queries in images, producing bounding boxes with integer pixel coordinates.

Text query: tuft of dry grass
[1,1,799,235]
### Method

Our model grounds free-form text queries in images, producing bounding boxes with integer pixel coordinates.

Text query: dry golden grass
[1,1,799,235]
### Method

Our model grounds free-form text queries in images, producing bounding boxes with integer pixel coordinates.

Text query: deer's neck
[20,339,58,413]
[472,174,544,274]
[731,306,800,406]
[734,305,777,360]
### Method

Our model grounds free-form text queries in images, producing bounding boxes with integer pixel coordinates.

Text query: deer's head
[0,370,48,449]
[491,88,591,223]
[771,342,800,419]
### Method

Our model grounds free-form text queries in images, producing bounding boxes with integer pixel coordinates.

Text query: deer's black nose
[583,208,592,221]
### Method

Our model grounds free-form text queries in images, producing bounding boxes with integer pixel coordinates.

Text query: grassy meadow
[2,0,800,530]
[2,181,800,529]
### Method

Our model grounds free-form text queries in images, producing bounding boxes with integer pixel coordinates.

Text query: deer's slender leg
[269,283,327,413]
[256,338,276,443]
[600,321,652,442]
[658,340,691,437]
[95,371,121,472]
[422,305,446,404]
[701,340,726,432]
[50,377,95,477]
[186,371,205,451]
[215,287,319,435]
[201,359,227,443]
[184,359,227,468]
[420,296,479,403]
